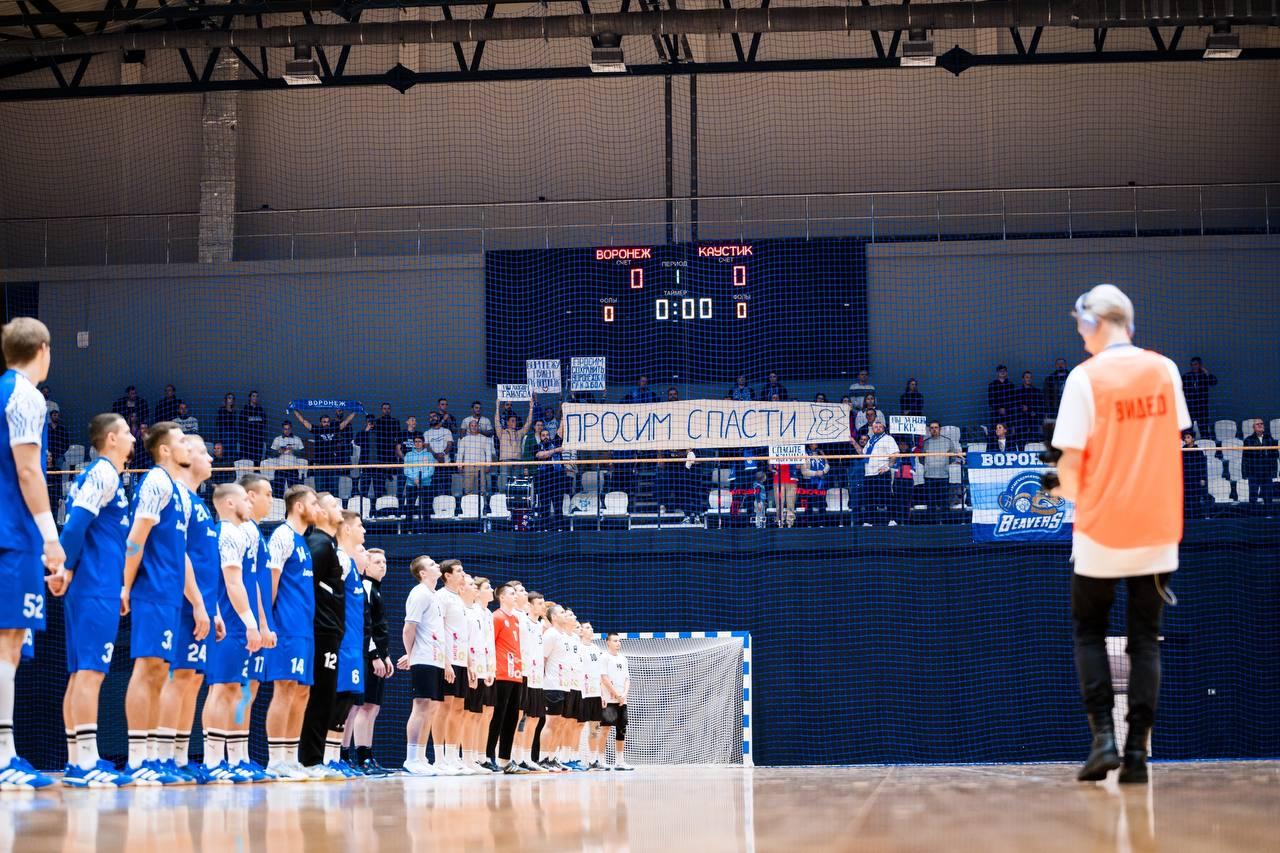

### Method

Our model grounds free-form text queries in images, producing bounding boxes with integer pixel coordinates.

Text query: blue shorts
[171,605,207,672]
[129,597,180,663]
[266,634,314,686]
[0,548,46,632]
[64,594,120,674]
[338,647,364,694]
[21,629,34,660]
[249,650,268,683]
[206,631,251,686]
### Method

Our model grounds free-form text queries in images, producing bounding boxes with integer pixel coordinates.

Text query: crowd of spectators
[40,353,1273,528]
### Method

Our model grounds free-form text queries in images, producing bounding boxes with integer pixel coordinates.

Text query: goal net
[599,631,750,766]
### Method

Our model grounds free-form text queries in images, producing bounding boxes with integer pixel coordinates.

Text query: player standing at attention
[58,413,135,788]
[1046,284,1191,785]
[237,473,278,776]
[201,483,263,783]
[539,605,569,771]
[461,575,495,772]
[578,622,605,770]
[0,318,63,791]
[434,559,476,775]
[324,509,367,777]
[399,555,445,775]
[598,632,632,771]
[264,484,319,781]
[559,610,586,770]
[513,587,547,773]
[346,548,392,776]
[157,434,220,782]
[485,582,524,773]
[299,493,346,778]
[120,422,201,786]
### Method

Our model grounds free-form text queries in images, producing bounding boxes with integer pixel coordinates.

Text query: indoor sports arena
[0,1,1278,849]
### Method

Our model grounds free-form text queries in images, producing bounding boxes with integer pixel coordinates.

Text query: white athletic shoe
[268,761,312,782]
[614,761,634,771]
[401,759,437,777]
[431,760,463,777]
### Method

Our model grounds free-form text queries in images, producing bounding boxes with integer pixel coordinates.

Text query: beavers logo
[995,471,1066,537]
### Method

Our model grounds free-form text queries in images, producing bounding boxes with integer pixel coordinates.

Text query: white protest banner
[570,357,607,392]
[497,384,531,402]
[890,415,927,436]
[562,400,850,452]
[769,443,806,462]
[526,360,562,395]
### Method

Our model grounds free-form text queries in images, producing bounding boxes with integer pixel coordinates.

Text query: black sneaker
[478,759,501,773]
[519,761,544,773]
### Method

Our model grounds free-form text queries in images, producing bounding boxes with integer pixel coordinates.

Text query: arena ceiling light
[283,45,322,85]
[589,33,626,73]
[1204,24,1241,59]
[900,29,936,67]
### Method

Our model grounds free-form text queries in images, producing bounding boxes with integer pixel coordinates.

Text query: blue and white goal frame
[601,630,753,767]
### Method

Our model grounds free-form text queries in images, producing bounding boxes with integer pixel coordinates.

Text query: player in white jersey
[598,632,633,770]
[577,621,605,770]
[398,555,445,775]
[461,575,496,772]
[558,610,587,770]
[512,586,547,771]
[431,559,476,775]
[539,604,575,771]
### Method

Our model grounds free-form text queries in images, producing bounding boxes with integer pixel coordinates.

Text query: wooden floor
[3,762,1278,852]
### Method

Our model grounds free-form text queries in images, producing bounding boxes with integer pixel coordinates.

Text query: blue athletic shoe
[140,760,185,786]
[206,762,243,785]
[180,763,215,785]
[61,763,125,788]
[157,759,196,786]
[0,757,55,790]
[245,760,278,781]
[232,761,270,783]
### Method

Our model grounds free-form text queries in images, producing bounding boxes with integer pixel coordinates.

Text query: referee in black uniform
[300,493,346,768]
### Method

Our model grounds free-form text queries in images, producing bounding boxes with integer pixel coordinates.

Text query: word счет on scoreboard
[593,244,753,322]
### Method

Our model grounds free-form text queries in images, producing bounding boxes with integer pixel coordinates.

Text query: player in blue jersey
[58,413,136,788]
[324,509,368,776]
[264,484,320,780]
[120,421,205,786]
[202,482,265,783]
[0,318,63,791]
[238,474,278,758]
[156,434,220,781]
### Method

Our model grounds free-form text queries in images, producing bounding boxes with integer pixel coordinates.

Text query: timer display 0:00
[656,298,714,320]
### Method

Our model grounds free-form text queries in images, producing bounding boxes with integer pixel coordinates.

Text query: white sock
[127,730,148,767]
[513,744,526,764]
[441,743,456,765]
[206,730,227,766]
[416,741,428,762]
[268,739,287,766]
[289,739,301,764]
[76,726,100,770]
[324,739,340,764]
[405,741,418,763]
[146,732,158,761]
[0,661,14,765]
[175,731,191,766]
[230,733,249,765]
[65,729,78,767]
[156,727,177,761]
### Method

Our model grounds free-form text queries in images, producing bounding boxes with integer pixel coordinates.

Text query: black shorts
[577,696,603,723]
[411,664,445,701]
[601,703,628,733]
[355,660,386,706]
[464,680,494,714]
[562,690,582,720]
[444,665,469,699]
[545,690,567,715]
[521,684,546,719]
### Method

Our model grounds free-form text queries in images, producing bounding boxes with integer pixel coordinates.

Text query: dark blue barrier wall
[17,520,1280,768]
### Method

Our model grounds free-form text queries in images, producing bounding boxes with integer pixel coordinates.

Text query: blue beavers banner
[967,450,1074,543]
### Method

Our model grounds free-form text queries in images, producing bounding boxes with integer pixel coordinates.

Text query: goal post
[595,631,751,767]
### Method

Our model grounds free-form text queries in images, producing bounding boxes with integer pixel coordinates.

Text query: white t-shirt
[580,640,602,698]
[437,587,469,667]
[1054,346,1191,579]
[518,611,545,689]
[460,415,494,435]
[466,603,494,677]
[457,433,494,464]
[271,434,304,454]
[864,432,896,476]
[423,427,453,457]
[542,627,567,691]
[562,633,581,693]
[602,651,629,702]
[405,585,446,667]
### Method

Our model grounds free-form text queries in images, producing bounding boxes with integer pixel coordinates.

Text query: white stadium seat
[375,496,403,519]
[458,494,484,519]
[347,496,371,518]
[431,495,456,520]
[602,491,629,517]
[486,493,511,521]
[1220,439,1244,482]
[1213,419,1237,442]
[266,498,285,522]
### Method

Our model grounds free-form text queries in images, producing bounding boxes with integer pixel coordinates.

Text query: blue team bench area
[14,520,1279,770]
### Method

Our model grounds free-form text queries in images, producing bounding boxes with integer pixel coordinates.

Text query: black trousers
[485,681,522,762]
[1071,573,1168,729]
[299,633,341,766]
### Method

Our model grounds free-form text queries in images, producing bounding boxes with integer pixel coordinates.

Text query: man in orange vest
[1046,283,1191,785]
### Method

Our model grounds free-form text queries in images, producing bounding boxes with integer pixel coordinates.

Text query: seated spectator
[1013,370,1044,443]
[1242,419,1278,508]
[240,391,268,461]
[294,409,357,496]
[155,384,181,423]
[131,420,152,473]
[209,442,236,487]
[1181,430,1209,519]
[496,399,535,492]
[264,443,304,498]
[432,397,459,434]
[1043,358,1070,414]
[458,420,495,495]
[460,401,495,438]
[848,370,875,411]
[533,427,571,528]
[730,374,754,401]
[761,372,788,401]
[861,420,897,526]
[402,435,435,531]
[987,365,1014,428]
[215,393,238,458]
[990,422,1020,453]
[630,375,658,404]
[270,420,304,457]
[666,387,680,402]
[112,385,149,424]
[900,379,924,417]
[423,412,456,502]
[919,420,961,519]
[174,402,199,435]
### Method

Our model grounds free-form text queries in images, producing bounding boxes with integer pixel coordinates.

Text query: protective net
[1,22,1278,770]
